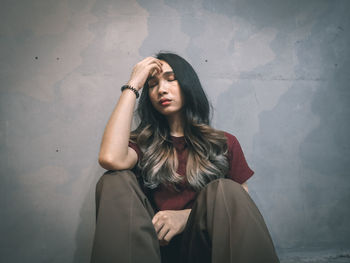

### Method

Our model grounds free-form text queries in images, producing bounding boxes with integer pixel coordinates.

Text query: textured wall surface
[1,0,349,262]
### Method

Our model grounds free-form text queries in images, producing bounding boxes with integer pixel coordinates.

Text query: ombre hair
[130,52,229,191]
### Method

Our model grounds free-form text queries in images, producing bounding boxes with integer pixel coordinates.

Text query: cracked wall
[1,0,349,262]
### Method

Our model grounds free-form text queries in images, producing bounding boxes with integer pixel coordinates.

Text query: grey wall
[1,0,349,262]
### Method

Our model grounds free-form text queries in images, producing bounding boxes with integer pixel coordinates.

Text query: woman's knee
[95,170,140,216]
[96,170,138,198]
[201,178,245,198]
[97,169,136,187]
[208,178,242,189]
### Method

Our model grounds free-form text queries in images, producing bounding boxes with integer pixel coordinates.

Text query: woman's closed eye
[166,74,177,82]
[148,78,176,88]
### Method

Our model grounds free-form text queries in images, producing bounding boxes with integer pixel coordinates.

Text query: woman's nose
[158,80,168,94]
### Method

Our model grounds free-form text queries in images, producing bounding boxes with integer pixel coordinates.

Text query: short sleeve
[128,140,142,162]
[224,132,254,184]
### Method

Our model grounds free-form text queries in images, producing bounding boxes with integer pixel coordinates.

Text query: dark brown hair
[130,52,229,191]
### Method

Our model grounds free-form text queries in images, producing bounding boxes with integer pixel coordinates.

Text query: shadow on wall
[297,1,350,248]
[214,0,350,252]
[253,0,350,251]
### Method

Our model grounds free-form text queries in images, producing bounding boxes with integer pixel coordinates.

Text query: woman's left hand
[152,209,191,246]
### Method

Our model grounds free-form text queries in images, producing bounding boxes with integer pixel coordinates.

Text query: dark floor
[280,256,350,263]
[278,249,350,263]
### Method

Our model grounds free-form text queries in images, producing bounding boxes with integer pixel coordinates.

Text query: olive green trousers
[90,170,280,263]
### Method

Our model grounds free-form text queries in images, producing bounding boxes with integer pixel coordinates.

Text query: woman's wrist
[126,80,142,91]
[121,85,139,98]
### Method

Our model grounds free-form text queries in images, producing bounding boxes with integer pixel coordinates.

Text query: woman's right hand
[127,57,163,91]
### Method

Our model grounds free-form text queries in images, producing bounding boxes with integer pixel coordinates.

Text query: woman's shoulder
[220,130,247,158]
[220,130,239,146]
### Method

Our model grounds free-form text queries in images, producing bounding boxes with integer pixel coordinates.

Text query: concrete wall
[1,0,349,262]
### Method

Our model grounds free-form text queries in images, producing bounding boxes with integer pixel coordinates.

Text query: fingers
[143,57,163,72]
[144,56,162,65]
[152,216,164,234]
[152,211,176,244]
[142,57,163,69]
[150,57,163,69]
[148,61,163,77]
[154,219,174,243]
[149,65,161,78]
[152,215,166,233]
[128,57,162,88]
[152,212,168,240]
[163,230,175,243]
[153,218,168,241]
[157,224,169,241]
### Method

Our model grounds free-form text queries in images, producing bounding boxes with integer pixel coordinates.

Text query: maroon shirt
[128,131,254,212]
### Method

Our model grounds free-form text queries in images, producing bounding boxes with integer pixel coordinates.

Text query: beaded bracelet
[121,85,139,98]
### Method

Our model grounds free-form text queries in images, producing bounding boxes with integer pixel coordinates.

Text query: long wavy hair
[130,52,229,191]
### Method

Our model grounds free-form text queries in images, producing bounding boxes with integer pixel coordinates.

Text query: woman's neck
[167,112,184,137]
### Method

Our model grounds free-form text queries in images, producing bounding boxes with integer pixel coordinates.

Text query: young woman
[91,53,280,263]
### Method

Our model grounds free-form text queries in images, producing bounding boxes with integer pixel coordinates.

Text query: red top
[128,131,254,212]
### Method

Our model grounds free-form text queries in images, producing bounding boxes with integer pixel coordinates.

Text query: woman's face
[148,60,185,117]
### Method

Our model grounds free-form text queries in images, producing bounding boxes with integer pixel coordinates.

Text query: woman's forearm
[98,88,137,167]
[98,57,162,169]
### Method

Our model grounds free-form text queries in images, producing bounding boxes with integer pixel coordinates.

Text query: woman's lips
[160,100,171,106]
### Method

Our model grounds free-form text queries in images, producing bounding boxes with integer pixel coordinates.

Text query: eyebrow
[148,71,174,81]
